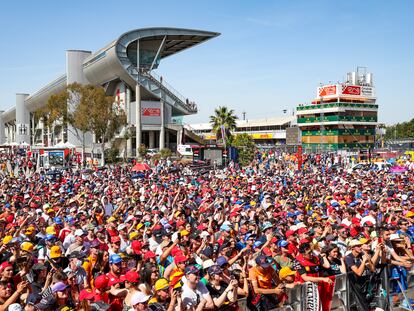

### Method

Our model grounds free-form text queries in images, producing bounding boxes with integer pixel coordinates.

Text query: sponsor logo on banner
[361,86,373,96]
[318,85,336,97]
[142,108,161,116]
[342,85,361,95]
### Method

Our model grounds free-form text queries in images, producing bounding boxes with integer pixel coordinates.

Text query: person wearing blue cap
[248,254,285,310]
[181,265,214,310]
[274,240,294,269]
[106,254,125,310]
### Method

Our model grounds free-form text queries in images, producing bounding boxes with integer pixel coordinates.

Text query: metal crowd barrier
[237,265,414,311]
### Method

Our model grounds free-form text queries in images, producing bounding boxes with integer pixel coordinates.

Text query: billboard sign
[342,85,361,95]
[318,85,337,97]
[361,86,374,96]
[317,84,375,99]
[141,101,161,125]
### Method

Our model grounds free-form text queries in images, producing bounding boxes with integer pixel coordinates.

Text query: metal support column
[135,39,142,155]
[159,99,165,150]
[126,87,132,158]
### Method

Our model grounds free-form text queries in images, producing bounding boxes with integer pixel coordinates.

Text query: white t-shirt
[361,215,376,226]
[104,203,114,216]
[181,282,211,309]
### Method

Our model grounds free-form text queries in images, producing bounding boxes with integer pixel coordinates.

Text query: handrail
[241,265,414,311]
[144,70,198,113]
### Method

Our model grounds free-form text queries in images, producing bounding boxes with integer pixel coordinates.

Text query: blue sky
[0,0,413,125]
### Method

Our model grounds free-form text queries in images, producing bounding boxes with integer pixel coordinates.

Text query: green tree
[41,83,91,165]
[384,118,414,140]
[209,106,238,143]
[230,133,255,167]
[160,148,172,159]
[82,85,126,166]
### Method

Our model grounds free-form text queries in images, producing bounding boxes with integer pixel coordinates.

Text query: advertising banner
[341,85,361,95]
[318,85,337,97]
[141,101,161,125]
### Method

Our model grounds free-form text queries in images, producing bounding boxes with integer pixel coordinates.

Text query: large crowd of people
[0,150,413,311]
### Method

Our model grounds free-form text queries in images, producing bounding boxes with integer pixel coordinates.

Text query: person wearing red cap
[285,231,298,256]
[123,270,141,309]
[92,274,110,303]
[109,236,122,256]
[292,240,334,311]
[0,279,29,310]
[163,254,187,280]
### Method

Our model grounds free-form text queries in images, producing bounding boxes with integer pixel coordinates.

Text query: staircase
[115,43,197,116]
[165,124,206,145]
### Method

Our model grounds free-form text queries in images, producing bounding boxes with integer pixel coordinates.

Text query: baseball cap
[94,275,109,289]
[68,251,86,260]
[208,265,222,276]
[111,236,121,244]
[32,263,47,271]
[123,270,140,283]
[20,242,34,252]
[131,240,142,255]
[35,296,57,310]
[8,304,23,311]
[45,226,56,235]
[52,282,68,293]
[279,267,296,279]
[50,246,62,259]
[144,251,157,260]
[79,289,94,301]
[184,265,200,275]
[2,236,13,245]
[277,240,289,248]
[348,239,362,247]
[255,254,272,268]
[109,254,122,264]
[202,259,215,270]
[130,291,151,306]
[174,255,188,264]
[74,229,85,237]
[154,278,170,291]
[0,262,12,273]
[216,256,228,267]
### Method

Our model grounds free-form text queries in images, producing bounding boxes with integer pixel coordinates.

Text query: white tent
[63,142,76,148]
[54,142,66,148]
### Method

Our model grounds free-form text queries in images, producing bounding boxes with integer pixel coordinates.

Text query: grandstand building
[296,68,378,152]
[187,115,296,146]
[0,27,219,157]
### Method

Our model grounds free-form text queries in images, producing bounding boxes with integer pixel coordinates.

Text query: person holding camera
[148,277,182,311]
[248,254,285,311]
[206,265,238,311]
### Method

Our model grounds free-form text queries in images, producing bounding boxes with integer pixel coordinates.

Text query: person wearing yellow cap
[49,245,68,270]
[21,242,34,254]
[148,277,181,310]
[45,226,57,235]
[24,225,36,238]
[2,236,13,246]
[278,267,299,288]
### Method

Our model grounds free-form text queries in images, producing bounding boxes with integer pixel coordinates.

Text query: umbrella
[131,163,151,172]
[131,172,145,179]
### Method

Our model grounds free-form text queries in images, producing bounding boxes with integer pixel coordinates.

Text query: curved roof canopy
[83,27,220,87]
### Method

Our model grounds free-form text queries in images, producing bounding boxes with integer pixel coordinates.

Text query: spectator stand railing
[236,265,414,311]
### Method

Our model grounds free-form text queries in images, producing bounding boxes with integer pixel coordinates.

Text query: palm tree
[209,106,238,142]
